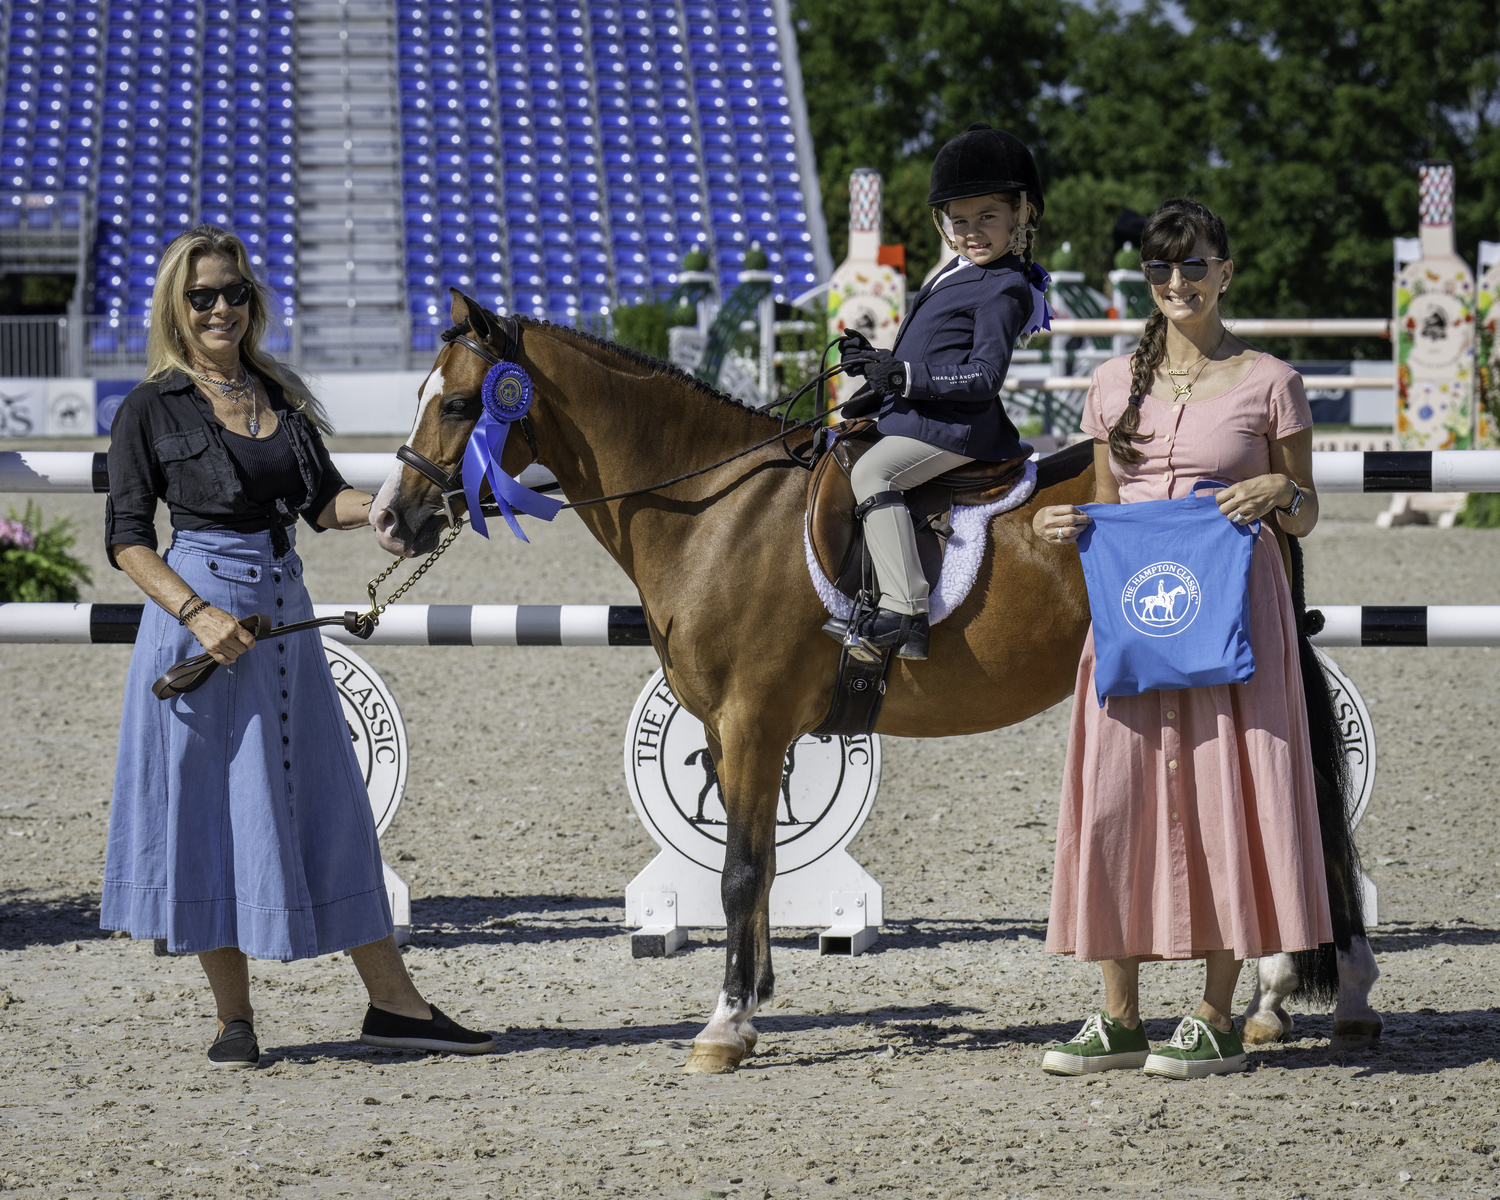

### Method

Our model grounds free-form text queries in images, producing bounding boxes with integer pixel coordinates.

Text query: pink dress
[1045,353,1333,963]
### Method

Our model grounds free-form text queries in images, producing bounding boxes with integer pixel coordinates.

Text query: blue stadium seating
[3,0,819,342]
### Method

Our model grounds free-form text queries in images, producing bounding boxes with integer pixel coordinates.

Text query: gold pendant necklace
[1166,368,1200,400]
[1164,331,1227,402]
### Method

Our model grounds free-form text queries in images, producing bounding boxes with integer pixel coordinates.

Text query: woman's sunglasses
[1141,257,1226,286]
[184,280,254,311]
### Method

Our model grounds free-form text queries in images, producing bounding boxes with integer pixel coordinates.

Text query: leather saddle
[806,419,1030,601]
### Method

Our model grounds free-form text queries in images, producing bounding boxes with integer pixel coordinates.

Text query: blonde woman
[102,225,490,1066]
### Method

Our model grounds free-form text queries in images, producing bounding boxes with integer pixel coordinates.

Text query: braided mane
[515,314,779,423]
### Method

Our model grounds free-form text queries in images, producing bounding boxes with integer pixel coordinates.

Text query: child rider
[839,122,1051,661]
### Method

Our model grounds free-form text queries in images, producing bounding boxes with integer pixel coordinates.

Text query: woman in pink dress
[1031,199,1331,1079]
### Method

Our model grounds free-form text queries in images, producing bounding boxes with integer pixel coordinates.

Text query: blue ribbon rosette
[1023,262,1056,338]
[461,363,564,541]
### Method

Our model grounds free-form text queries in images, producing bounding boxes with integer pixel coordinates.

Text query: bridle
[394,312,541,529]
[395,307,851,530]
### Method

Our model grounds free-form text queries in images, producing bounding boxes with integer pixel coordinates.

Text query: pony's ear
[447,288,494,340]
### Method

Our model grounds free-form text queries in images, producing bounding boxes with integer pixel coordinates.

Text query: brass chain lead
[361,520,465,625]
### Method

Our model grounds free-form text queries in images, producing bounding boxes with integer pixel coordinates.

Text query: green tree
[794,0,1500,360]
[1159,0,1500,349]
[792,0,1070,282]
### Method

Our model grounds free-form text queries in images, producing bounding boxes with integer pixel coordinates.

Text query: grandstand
[0,0,830,372]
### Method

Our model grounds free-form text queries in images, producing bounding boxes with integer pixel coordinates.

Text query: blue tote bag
[1076,480,1259,704]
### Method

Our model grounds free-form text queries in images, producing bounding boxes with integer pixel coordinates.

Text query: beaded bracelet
[178,599,211,626]
[177,593,203,620]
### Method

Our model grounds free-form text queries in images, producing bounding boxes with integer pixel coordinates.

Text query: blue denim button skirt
[101,527,393,960]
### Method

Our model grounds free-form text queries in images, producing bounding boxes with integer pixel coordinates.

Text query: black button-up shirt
[105,369,350,568]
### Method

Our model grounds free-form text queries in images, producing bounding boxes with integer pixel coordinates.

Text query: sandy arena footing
[2,442,1497,1199]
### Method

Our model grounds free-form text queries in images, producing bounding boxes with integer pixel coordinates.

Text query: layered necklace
[198,364,261,436]
[1164,330,1228,402]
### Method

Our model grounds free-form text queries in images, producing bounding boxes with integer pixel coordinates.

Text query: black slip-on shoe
[207,1020,260,1069]
[896,613,929,660]
[359,1003,494,1055]
[854,608,929,662]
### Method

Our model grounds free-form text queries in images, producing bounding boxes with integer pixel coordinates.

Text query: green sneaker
[1143,1016,1247,1079]
[1042,1011,1150,1075]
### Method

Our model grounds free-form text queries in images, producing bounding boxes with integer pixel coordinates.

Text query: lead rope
[359,519,466,628]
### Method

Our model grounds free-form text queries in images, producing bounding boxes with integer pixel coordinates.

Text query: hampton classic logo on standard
[1121,561,1202,637]
[624,670,880,874]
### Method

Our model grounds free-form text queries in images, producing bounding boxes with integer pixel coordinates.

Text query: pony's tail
[1285,534,1367,1004]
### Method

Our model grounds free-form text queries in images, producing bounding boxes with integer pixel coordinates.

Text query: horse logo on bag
[1122,562,1203,637]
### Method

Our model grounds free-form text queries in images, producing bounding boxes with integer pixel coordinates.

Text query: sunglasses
[184,280,254,311]
[1141,257,1226,286]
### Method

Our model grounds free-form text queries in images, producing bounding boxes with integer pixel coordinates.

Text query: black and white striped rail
[1308,606,1500,647]
[5,449,1500,495]
[2,602,1496,648]
[1311,450,1500,493]
[0,603,653,647]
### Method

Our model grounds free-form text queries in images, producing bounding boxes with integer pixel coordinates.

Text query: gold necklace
[1164,331,1227,402]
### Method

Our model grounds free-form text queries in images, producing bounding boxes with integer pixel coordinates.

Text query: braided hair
[1108,199,1230,465]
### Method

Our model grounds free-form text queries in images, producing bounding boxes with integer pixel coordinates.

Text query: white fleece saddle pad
[803,459,1038,625]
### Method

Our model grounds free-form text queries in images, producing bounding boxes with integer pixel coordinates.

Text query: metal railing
[0,312,1405,380]
[1038,318,1393,338]
[0,317,71,377]
[0,312,432,376]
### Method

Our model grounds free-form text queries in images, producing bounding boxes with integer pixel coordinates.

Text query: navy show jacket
[876,252,1034,461]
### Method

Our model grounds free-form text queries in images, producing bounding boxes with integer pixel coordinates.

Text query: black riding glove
[841,346,893,377]
[862,357,907,397]
[837,329,878,376]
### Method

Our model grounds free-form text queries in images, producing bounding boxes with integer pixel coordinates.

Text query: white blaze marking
[370,366,445,532]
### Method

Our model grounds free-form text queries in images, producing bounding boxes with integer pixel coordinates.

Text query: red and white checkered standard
[1420,161,1454,227]
[849,168,881,234]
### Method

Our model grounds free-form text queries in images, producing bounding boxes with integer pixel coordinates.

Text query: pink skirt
[1046,530,1332,962]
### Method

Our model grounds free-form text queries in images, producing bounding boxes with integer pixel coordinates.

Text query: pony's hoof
[683,1041,745,1074]
[1331,1016,1383,1048]
[1242,1011,1291,1045]
[738,1021,758,1055]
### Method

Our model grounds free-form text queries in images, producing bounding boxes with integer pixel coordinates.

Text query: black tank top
[221,420,307,512]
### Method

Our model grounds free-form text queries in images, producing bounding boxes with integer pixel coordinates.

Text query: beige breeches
[848,435,973,616]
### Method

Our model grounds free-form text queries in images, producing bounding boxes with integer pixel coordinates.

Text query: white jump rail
[1,602,1496,648]
[0,602,652,646]
[1308,606,1500,648]
[4,449,1495,494]
[0,452,557,496]
[1004,375,1394,393]
[1039,318,1393,339]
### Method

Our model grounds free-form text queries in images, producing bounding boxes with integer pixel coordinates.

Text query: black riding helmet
[928,122,1044,217]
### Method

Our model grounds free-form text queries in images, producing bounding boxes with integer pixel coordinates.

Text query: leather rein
[395,316,847,528]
